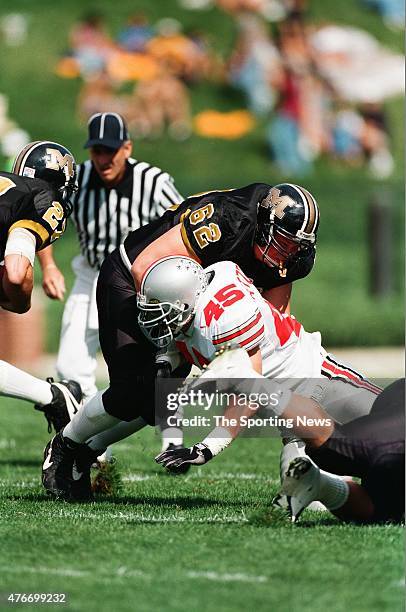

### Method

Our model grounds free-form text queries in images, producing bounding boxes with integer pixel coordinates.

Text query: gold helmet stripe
[12,141,42,175]
[301,187,318,234]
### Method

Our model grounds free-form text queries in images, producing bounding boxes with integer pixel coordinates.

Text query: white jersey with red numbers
[175,261,324,378]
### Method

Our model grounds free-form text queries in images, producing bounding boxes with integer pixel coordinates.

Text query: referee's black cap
[84,112,129,149]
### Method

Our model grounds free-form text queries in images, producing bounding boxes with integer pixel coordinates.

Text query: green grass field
[0,395,403,612]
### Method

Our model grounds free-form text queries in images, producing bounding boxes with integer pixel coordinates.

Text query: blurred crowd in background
[0,0,404,177]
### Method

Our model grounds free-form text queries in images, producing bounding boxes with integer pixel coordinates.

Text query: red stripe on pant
[322,360,381,395]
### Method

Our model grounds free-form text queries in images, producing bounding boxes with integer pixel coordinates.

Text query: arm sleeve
[12,187,68,249]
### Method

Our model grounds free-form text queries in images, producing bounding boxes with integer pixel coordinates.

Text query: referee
[39,112,183,403]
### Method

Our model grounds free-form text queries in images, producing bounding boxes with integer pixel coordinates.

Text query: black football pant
[96,248,158,424]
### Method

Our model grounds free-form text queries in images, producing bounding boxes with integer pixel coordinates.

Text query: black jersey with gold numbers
[0,171,68,260]
[122,183,315,290]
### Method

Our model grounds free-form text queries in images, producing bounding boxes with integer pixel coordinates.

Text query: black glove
[155,443,213,470]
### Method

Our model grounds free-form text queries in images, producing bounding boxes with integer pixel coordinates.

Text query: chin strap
[278,263,287,278]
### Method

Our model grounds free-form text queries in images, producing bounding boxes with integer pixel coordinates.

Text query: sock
[86,417,147,452]
[63,390,119,443]
[318,470,350,510]
[0,360,53,405]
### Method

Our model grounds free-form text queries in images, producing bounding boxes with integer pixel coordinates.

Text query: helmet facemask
[137,298,193,348]
[258,225,313,273]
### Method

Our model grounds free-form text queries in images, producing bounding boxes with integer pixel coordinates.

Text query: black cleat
[42,432,93,501]
[71,444,98,501]
[42,432,77,500]
[35,378,82,433]
[164,443,191,475]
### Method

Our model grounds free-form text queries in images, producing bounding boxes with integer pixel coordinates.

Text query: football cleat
[42,432,78,500]
[35,378,82,433]
[279,456,322,523]
[164,443,192,475]
[280,437,306,482]
[71,444,98,501]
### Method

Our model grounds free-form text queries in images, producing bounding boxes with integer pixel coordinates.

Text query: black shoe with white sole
[35,378,82,433]
[42,432,78,500]
[71,445,99,501]
[42,431,94,501]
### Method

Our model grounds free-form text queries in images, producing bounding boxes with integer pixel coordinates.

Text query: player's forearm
[1,256,33,313]
[37,245,57,271]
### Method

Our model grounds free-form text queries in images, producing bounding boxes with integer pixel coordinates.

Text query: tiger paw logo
[45,148,75,181]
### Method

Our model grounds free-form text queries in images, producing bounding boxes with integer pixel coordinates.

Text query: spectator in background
[360,103,394,179]
[116,13,154,53]
[146,18,204,84]
[266,13,327,175]
[69,11,116,79]
[76,69,129,122]
[228,14,282,116]
[332,104,364,165]
[129,61,192,140]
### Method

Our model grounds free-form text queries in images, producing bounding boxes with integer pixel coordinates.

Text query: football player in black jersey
[129,182,319,313]
[0,141,83,433]
[0,140,77,313]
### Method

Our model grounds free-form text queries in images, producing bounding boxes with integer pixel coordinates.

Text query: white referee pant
[56,255,100,400]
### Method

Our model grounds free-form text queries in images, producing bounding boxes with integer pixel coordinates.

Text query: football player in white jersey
[41,254,381,501]
[137,256,380,417]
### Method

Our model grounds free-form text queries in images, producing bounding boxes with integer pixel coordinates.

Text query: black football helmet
[254,183,319,274]
[12,141,78,216]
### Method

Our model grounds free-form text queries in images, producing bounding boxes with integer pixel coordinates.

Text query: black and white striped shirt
[72,157,183,269]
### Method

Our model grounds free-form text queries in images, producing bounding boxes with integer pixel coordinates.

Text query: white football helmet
[137,256,208,348]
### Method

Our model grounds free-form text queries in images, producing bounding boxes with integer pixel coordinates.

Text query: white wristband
[201,426,233,457]
[5,227,36,267]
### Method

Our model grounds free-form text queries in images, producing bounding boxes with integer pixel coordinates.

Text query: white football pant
[56,255,99,400]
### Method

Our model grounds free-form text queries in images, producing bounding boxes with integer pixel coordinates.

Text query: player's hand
[154,360,172,378]
[155,443,213,470]
[42,265,66,301]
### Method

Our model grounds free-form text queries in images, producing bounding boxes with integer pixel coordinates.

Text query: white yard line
[122,471,277,483]
[54,509,249,524]
[0,565,268,585]
[187,571,268,583]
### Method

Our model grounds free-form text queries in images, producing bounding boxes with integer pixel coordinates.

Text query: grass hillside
[0,0,403,348]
